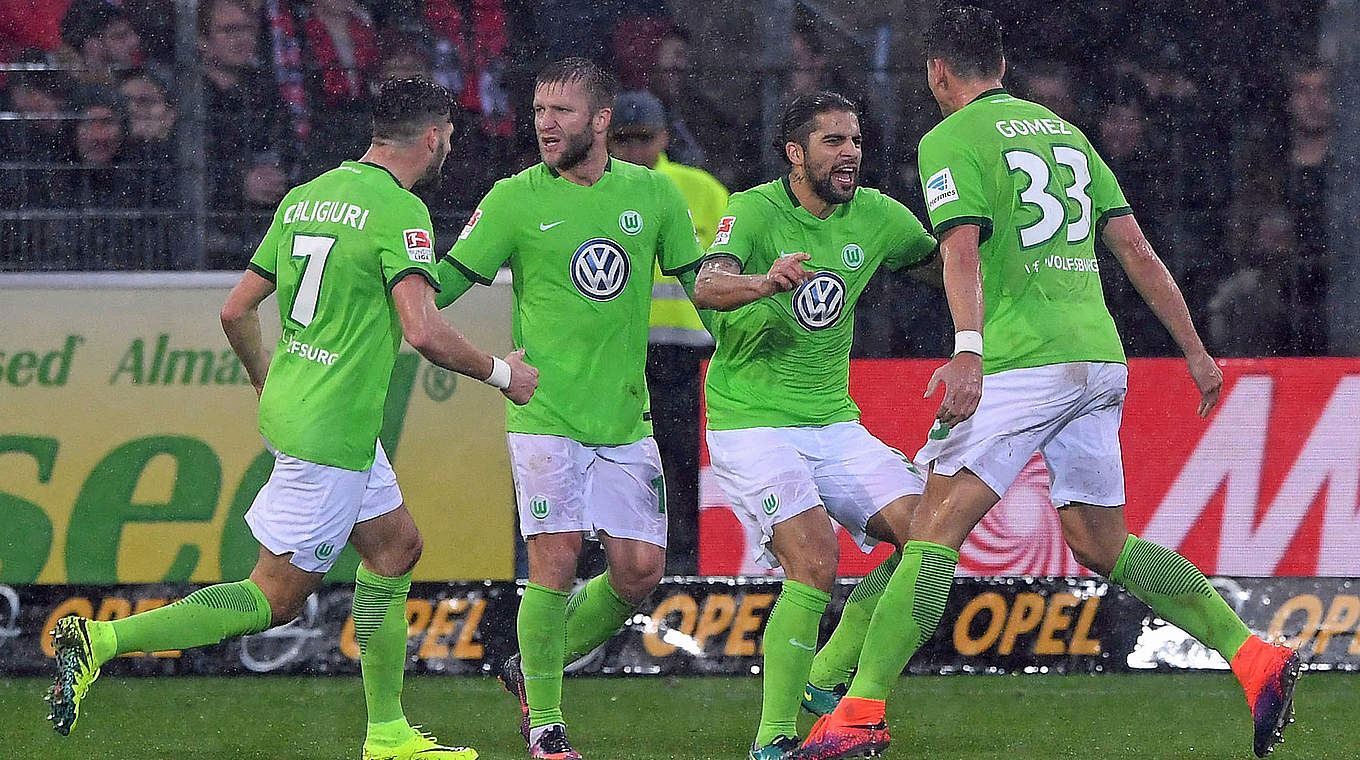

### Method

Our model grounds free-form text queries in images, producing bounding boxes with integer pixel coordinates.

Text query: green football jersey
[704,178,936,431]
[248,161,440,470]
[918,88,1130,374]
[438,159,703,445]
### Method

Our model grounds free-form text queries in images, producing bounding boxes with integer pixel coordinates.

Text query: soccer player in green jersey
[45,77,537,760]
[433,58,704,760]
[691,91,938,760]
[794,8,1300,760]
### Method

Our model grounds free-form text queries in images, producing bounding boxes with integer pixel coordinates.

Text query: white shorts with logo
[507,433,667,547]
[706,421,926,569]
[916,361,1128,507]
[245,440,404,573]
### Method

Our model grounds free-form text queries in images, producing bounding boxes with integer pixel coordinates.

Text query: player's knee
[613,563,663,605]
[1065,536,1116,576]
[780,543,839,592]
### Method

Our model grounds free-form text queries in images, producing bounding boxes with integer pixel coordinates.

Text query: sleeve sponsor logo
[925,168,959,212]
[404,229,434,263]
[713,216,736,246]
[457,209,482,240]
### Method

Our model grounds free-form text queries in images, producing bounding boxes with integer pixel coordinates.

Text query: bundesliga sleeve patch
[713,216,736,245]
[458,208,482,240]
[403,229,434,263]
[925,167,960,211]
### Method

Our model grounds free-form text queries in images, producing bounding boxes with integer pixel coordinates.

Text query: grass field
[3,673,1353,759]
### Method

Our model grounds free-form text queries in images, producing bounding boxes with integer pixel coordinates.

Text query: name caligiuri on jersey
[281,200,371,230]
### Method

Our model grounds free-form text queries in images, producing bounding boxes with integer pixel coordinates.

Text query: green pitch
[3,673,1353,759]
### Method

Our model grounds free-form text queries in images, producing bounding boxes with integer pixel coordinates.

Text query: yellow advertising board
[0,272,517,583]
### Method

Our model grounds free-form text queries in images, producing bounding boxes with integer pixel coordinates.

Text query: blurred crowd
[0,0,1340,357]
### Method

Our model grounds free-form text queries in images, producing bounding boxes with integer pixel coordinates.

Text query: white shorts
[915,361,1128,507]
[507,433,667,547]
[245,440,404,573]
[706,421,926,569]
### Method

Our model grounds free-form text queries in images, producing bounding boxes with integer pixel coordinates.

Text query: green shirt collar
[545,157,613,179]
[352,160,402,187]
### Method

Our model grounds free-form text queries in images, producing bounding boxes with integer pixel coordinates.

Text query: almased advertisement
[0,273,518,584]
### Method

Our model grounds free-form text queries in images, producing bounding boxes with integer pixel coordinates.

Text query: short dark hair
[774,90,858,164]
[924,5,1004,80]
[61,0,132,51]
[371,76,453,142]
[535,57,618,113]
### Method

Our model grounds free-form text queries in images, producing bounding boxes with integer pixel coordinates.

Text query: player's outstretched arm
[692,253,812,311]
[221,269,276,397]
[1101,214,1221,417]
[925,224,984,426]
[391,274,538,405]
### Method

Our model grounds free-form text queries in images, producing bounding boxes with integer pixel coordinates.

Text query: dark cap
[611,90,666,135]
[61,0,131,51]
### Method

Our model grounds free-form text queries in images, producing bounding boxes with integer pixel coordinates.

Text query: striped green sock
[809,551,901,690]
[1111,534,1251,658]
[105,579,271,662]
[847,541,958,701]
[563,573,634,663]
[354,566,414,731]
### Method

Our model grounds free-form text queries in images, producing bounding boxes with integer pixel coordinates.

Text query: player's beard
[413,140,450,192]
[545,124,594,173]
[809,161,857,205]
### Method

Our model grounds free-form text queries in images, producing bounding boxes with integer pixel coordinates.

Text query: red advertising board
[698,359,1360,577]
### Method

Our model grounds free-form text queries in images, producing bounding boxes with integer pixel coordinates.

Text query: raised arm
[692,253,813,311]
[221,270,276,397]
[391,274,538,404]
[924,223,984,425]
[1101,213,1221,417]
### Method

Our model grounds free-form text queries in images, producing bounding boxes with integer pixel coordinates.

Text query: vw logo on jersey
[570,238,631,301]
[792,271,846,331]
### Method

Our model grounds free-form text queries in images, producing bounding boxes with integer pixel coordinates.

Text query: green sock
[1110,534,1251,658]
[101,579,271,665]
[847,541,958,701]
[354,566,414,736]
[809,551,901,690]
[519,582,569,728]
[755,580,831,746]
[563,572,635,663]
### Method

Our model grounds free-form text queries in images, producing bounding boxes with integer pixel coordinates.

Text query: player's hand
[1186,349,1222,418]
[502,349,538,405]
[925,352,982,426]
[762,252,812,295]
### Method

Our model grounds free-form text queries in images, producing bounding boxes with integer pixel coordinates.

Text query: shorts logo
[314,542,335,561]
[792,271,846,331]
[925,167,959,211]
[458,209,482,240]
[530,495,550,519]
[842,243,864,270]
[403,228,434,262]
[713,216,736,246]
[619,210,643,236]
[928,419,951,440]
[570,238,631,301]
[762,492,779,515]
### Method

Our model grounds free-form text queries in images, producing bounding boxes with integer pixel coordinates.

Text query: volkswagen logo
[570,238,631,301]
[792,272,846,330]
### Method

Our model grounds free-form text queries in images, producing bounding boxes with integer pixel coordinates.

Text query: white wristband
[483,356,511,390]
[953,330,983,357]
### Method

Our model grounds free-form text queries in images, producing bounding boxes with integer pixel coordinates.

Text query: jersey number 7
[289,234,336,327]
[1005,147,1092,248]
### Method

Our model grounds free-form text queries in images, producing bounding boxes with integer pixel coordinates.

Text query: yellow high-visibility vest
[651,154,728,346]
